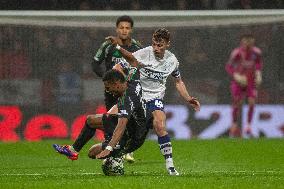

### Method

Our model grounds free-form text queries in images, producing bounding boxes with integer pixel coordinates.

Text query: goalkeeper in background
[225,34,263,138]
[92,15,142,162]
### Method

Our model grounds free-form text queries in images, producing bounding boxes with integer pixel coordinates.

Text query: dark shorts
[101,114,150,157]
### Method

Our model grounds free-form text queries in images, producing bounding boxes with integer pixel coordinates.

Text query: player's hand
[188,97,200,112]
[255,71,262,87]
[233,73,247,87]
[96,149,111,159]
[105,36,122,46]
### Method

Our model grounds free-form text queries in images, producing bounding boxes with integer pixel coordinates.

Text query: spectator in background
[225,34,263,138]
[130,0,141,10]
[53,31,75,65]
[75,30,94,79]
[0,28,31,79]
[228,0,252,9]
[78,0,92,10]
[185,34,209,79]
[32,28,54,79]
[56,61,81,104]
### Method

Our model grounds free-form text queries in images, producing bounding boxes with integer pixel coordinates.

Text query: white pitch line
[0,172,103,176]
[0,171,282,176]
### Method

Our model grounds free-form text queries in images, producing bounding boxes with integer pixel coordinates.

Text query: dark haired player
[54,66,150,164]
[92,15,142,110]
[92,15,142,161]
[225,34,263,138]
[106,28,200,176]
[53,16,141,162]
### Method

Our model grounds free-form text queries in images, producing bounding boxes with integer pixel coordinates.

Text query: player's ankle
[69,145,78,153]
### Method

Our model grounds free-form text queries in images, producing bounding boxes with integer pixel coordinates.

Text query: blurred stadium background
[0,2,284,142]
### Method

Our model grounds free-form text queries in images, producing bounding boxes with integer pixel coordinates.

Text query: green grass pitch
[1,139,284,189]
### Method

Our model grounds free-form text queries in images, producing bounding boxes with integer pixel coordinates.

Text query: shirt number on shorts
[154,100,164,109]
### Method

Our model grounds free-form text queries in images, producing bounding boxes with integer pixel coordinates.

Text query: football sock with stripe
[158,134,174,169]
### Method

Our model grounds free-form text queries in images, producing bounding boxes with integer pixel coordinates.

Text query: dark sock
[72,121,96,152]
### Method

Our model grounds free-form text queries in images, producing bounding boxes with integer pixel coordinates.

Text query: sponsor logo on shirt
[143,69,164,80]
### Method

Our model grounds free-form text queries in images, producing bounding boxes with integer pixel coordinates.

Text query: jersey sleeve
[253,47,263,71]
[131,39,143,50]
[93,40,111,64]
[171,55,181,78]
[92,41,111,77]
[225,48,240,76]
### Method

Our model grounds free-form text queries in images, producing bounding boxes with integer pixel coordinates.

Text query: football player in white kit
[106,28,200,176]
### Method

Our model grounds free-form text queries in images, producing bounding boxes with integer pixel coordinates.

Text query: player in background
[225,34,263,138]
[54,65,150,163]
[92,15,142,162]
[92,15,142,110]
[106,28,200,175]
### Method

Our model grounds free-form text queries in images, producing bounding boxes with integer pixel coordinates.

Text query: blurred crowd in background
[1,23,284,110]
[0,0,284,135]
[0,0,284,10]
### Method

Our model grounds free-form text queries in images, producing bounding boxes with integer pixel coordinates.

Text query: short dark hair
[116,15,134,27]
[153,28,170,42]
[103,69,126,83]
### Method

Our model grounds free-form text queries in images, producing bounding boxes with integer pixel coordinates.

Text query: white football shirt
[133,46,181,101]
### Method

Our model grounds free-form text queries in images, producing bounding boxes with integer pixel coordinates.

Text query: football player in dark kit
[92,15,142,161]
[53,16,141,162]
[53,64,151,166]
[92,15,142,111]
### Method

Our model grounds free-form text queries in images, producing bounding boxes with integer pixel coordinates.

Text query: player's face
[152,38,170,59]
[116,22,132,40]
[241,37,255,50]
[104,81,127,97]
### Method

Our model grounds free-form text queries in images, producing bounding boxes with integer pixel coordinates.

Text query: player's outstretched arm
[105,36,143,68]
[174,77,200,111]
[96,117,128,159]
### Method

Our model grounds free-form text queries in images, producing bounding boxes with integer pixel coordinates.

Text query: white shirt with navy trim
[133,46,180,101]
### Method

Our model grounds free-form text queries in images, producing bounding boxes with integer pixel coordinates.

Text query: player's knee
[88,144,102,159]
[86,115,102,129]
[88,150,96,159]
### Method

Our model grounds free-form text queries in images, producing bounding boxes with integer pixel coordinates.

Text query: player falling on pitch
[92,15,142,162]
[225,34,263,138]
[53,15,141,162]
[54,64,151,166]
[106,28,200,175]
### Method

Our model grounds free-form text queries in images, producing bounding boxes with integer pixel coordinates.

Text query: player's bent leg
[53,114,104,160]
[152,110,179,176]
[86,114,104,129]
[88,143,103,159]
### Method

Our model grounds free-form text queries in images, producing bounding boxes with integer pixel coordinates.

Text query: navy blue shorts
[146,99,164,112]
